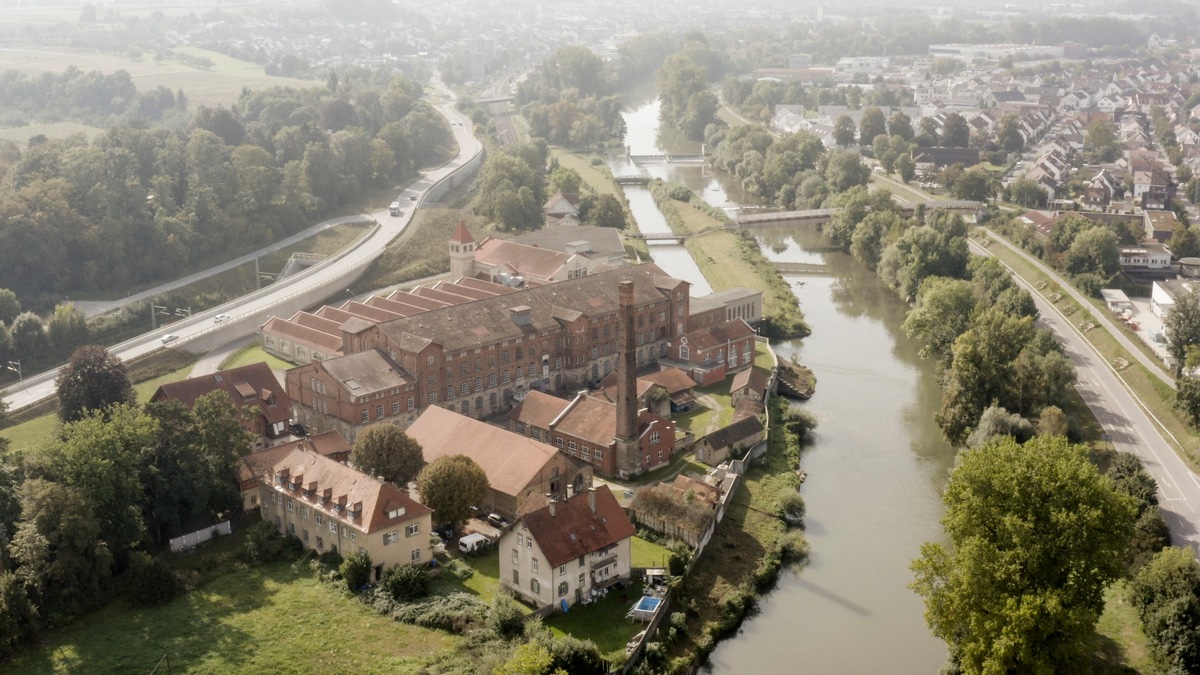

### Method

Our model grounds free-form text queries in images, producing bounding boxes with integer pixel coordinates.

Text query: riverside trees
[912,435,1136,674]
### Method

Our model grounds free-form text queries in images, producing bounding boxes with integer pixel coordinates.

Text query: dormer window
[387,507,407,519]
[274,474,283,486]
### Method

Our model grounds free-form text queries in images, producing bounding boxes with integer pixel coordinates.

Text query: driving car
[161,334,179,344]
[213,313,230,323]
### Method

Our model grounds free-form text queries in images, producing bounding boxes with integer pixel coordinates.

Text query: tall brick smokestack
[616,279,638,446]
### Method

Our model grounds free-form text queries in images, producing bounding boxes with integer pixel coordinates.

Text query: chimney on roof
[546,493,556,517]
[509,305,532,326]
[588,487,596,513]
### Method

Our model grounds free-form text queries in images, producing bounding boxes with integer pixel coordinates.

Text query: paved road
[980,227,1174,387]
[2,77,482,413]
[972,239,1200,556]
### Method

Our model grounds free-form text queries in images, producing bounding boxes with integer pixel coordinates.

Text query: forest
[0,74,451,303]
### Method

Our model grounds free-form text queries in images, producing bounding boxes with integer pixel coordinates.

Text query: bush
[777,488,806,526]
[376,591,489,633]
[666,539,691,576]
[340,551,373,592]
[242,520,303,564]
[488,595,528,639]
[544,634,607,675]
[778,530,810,563]
[381,563,430,602]
[129,553,182,607]
[666,184,693,201]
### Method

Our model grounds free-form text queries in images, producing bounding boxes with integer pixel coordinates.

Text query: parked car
[487,513,510,530]
[213,313,230,323]
[161,334,179,344]
[409,195,417,201]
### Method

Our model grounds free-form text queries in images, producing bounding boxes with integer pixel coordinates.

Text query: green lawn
[221,344,294,372]
[7,561,460,674]
[1092,580,1152,674]
[545,582,647,662]
[631,536,672,569]
[754,341,775,373]
[1,362,195,453]
[438,549,505,602]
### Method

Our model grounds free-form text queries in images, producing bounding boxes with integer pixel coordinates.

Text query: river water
[615,96,954,672]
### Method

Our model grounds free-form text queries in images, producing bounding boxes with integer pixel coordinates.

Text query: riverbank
[659,395,810,673]
[647,180,810,338]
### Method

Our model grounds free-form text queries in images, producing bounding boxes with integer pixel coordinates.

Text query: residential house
[237,430,351,511]
[1084,169,1121,208]
[499,486,635,610]
[543,190,581,226]
[911,147,982,176]
[259,448,432,578]
[628,475,721,548]
[406,406,593,519]
[151,362,291,451]
[1134,168,1174,210]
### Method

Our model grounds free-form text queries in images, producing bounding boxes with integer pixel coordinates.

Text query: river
[615,96,954,672]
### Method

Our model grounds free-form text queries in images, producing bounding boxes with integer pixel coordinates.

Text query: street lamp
[5,360,21,381]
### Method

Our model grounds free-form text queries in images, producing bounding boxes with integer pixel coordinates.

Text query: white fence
[169,520,232,553]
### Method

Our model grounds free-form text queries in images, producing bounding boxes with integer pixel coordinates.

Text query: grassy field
[0,361,197,453]
[6,561,459,674]
[437,550,505,603]
[0,121,104,144]
[0,45,317,109]
[220,344,294,372]
[1092,580,1153,674]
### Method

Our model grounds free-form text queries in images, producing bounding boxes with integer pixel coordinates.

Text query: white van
[458,533,491,554]
[389,202,401,216]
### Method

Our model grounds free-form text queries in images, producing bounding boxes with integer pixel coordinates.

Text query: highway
[972,239,1200,555]
[1,77,482,414]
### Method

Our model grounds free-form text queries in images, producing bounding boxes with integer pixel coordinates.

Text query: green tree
[381,563,430,602]
[1085,119,1118,162]
[1008,177,1048,208]
[965,405,1033,449]
[1174,376,1200,426]
[584,194,627,230]
[911,435,1136,674]
[903,276,977,363]
[351,424,426,486]
[55,345,135,423]
[858,107,886,146]
[548,167,583,196]
[1165,286,1200,376]
[1037,405,1068,436]
[997,114,1024,153]
[47,302,88,348]
[8,311,46,358]
[1169,227,1200,260]
[416,454,489,529]
[1131,547,1200,673]
[887,111,913,141]
[0,288,19,324]
[10,478,113,626]
[940,112,970,148]
[894,152,916,183]
[833,115,856,148]
[0,571,35,657]
[1063,227,1119,277]
[952,166,994,202]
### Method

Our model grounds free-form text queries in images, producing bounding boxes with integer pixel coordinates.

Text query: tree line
[516,46,627,147]
[0,67,186,128]
[0,74,451,305]
[0,347,252,652]
[656,33,727,140]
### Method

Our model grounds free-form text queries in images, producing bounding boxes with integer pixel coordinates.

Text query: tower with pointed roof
[449,220,476,281]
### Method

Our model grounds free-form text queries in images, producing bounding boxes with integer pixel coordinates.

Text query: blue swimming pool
[635,596,661,613]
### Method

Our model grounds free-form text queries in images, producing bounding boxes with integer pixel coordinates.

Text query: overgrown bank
[647,180,811,338]
[650,397,812,673]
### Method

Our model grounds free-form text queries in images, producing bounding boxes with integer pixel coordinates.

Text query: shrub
[666,184,693,201]
[242,520,303,564]
[666,539,691,576]
[0,571,35,657]
[488,595,528,639]
[777,488,806,526]
[544,634,607,675]
[340,551,373,592]
[381,563,430,602]
[778,530,810,563]
[129,553,182,607]
[377,591,489,633]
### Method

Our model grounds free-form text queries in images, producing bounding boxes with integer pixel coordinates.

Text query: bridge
[615,174,650,186]
[626,153,706,165]
[477,96,515,104]
[737,209,838,226]
[771,261,830,275]
[626,225,733,243]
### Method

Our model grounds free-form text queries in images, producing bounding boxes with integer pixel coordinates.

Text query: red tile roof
[238,431,351,485]
[520,486,634,568]
[267,447,430,534]
[406,406,563,499]
[451,220,474,244]
[152,362,291,425]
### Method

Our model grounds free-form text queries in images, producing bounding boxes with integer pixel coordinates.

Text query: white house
[1119,242,1172,271]
[498,486,634,611]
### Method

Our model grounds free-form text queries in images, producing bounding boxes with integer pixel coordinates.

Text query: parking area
[1119,297,1171,364]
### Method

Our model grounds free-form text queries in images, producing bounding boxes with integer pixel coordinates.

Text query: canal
[615,96,954,672]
